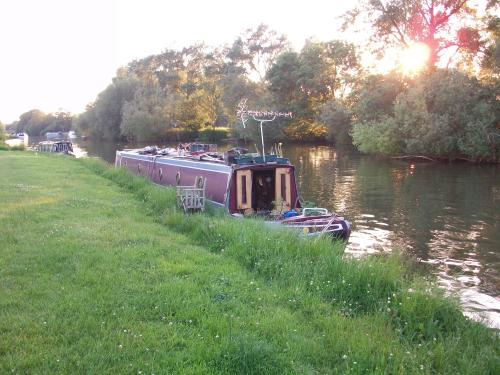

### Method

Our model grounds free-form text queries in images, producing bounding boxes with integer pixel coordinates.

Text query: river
[58,138,500,328]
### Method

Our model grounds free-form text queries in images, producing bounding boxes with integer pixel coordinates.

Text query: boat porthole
[176,172,181,185]
[159,168,163,180]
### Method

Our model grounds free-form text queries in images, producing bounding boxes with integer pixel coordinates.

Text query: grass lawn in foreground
[0,151,498,374]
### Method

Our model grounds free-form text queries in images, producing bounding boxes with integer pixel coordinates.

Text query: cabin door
[236,170,252,211]
[275,168,291,211]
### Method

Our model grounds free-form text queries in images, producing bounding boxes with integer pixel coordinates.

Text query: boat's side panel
[152,158,231,205]
[116,152,232,207]
[116,153,154,179]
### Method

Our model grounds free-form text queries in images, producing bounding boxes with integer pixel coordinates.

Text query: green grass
[0,151,498,374]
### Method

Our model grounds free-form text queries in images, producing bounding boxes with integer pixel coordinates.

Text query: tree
[92,77,139,139]
[351,72,407,123]
[227,24,290,80]
[267,40,362,141]
[298,40,361,101]
[0,121,5,142]
[345,0,483,68]
[352,69,500,161]
[480,15,500,81]
[320,101,353,144]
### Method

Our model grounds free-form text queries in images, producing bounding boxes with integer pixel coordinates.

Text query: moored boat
[37,140,74,154]
[5,132,29,147]
[115,144,350,242]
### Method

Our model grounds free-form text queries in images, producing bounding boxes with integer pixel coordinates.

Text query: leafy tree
[93,78,139,139]
[351,73,407,123]
[0,121,5,142]
[16,109,46,135]
[227,24,290,80]
[74,104,97,138]
[352,69,499,161]
[345,0,483,68]
[298,40,361,101]
[267,41,361,141]
[320,101,353,144]
[480,15,500,81]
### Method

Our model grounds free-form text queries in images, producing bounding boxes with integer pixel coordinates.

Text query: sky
[0,0,362,124]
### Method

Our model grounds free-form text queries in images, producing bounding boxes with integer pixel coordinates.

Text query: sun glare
[399,42,431,75]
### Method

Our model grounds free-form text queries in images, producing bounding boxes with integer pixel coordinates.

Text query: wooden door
[236,170,252,210]
[275,168,291,211]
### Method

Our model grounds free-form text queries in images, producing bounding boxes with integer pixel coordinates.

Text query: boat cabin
[230,164,296,215]
[37,140,73,154]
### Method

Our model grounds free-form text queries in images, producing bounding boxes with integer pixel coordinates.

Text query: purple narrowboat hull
[115,148,350,242]
[115,150,299,213]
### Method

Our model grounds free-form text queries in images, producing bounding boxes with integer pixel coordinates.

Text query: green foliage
[266,41,361,141]
[320,100,353,144]
[283,120,327,141]
[15,109,73,137]
[352,69,500,161]
[198,127,229,142]
[81,77,139,139]
[345,1,484,68]
[352,116,403,155]
[480,15,500,82]
[73,26,361,144]
[0,121,5,143]
[226,23,290,80]
[351,73,407,123]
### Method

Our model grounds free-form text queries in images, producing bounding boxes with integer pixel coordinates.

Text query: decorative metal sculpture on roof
[237,98,292,128]
[237,99,293,162]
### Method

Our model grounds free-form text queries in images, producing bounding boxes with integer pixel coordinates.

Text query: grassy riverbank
[0,151,498,374]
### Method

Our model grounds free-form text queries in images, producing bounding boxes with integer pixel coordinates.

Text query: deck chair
[176,176,206,213]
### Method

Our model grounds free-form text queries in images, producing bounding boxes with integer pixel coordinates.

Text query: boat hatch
[236,167,292,214]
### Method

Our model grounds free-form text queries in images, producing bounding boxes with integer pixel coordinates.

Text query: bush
[164,128,199,141]
[352,69,500,161]
[198,127,229,142]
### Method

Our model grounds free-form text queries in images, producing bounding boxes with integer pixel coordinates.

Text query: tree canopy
[344,0,486,68]
[66,14,499,161]
[15,109,73,137]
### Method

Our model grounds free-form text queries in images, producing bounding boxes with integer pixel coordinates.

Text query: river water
[62,139,500,328]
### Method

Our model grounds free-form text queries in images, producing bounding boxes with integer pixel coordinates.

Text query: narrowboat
[5,132,29,148]
[37,140,74,154]
[115,144,350,242]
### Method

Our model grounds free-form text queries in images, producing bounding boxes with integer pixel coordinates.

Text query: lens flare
[399,42,431,75]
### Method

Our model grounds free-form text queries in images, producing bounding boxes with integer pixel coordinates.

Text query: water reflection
[284,144,500,328]
[47,139,500,328]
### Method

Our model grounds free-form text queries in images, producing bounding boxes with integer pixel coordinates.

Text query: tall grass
[1,151,498,374]
[81,156,499,372]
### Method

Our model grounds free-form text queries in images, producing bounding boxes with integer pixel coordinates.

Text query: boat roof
[117,147,292,169]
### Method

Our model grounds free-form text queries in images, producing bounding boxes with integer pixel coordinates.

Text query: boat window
[280,173,286,201]
[236,170,252,210]
[242,175,247,204]
[275,168,291,211]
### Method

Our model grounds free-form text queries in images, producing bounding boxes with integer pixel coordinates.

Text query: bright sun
[399,42,431,75]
